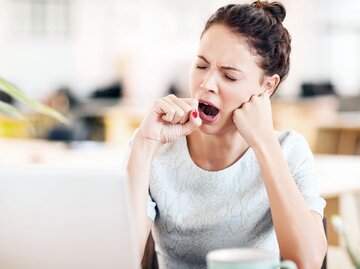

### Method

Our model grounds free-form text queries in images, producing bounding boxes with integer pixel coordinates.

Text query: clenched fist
[138,94,202,144]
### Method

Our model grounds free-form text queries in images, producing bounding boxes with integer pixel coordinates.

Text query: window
[9,0,71,38]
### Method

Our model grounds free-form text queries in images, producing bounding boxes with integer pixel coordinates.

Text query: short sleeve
[283,131,326,218]
[147,192,157,221]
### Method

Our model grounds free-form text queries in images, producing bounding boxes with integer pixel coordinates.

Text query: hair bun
[251,1,286,22]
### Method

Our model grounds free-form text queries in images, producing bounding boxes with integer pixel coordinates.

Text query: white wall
[0,0,359,103]
[0,0,76,99]
[327,0,360,96]
[0,0,120,99]
[289,0,360,96]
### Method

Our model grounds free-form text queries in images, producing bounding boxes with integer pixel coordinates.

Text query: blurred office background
[0,0,359,268]
[0,0,359,146]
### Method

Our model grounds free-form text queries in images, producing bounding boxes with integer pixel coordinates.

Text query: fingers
[178,98,199,125]
[156,95,198,124]
[181,98,199,110]
[182,109,202,136]
[162,98,184,123]
[154,99,176,122]
[167,95,195,124]
[239,91,269,109]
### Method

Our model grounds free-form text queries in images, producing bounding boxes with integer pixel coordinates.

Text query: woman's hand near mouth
[138,94,202,144]
[232,91,275,149]
[128,94,201,256]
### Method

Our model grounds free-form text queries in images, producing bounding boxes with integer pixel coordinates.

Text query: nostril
[200,81,218,93]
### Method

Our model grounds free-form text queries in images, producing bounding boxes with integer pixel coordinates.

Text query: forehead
[198,24,260,71]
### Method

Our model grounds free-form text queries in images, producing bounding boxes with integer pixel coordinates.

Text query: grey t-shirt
[145,129,325,269]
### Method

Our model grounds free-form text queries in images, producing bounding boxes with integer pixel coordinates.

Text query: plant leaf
[0,77,69,124]
[343,233,360,268]
[0,100,24,119]
[331,215,360,267]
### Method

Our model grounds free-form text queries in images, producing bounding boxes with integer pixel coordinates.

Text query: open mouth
[198,102,220,122]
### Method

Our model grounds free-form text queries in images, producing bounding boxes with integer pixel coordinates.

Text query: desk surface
[0,139,123,169]
[315,154,360,197]
[317,112,360,130]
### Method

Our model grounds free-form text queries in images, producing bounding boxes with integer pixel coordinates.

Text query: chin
[198,122,235,136]
[198,125,218,135]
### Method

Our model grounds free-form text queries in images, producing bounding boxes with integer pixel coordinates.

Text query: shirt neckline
[181,136,253,175]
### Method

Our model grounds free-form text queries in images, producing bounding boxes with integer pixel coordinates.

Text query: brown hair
[202,1,291,89]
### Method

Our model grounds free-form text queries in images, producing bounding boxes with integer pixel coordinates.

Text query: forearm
[126,132,161,258]
[253,134,326,269]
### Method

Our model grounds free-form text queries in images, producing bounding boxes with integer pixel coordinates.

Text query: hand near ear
[232,91,275,148]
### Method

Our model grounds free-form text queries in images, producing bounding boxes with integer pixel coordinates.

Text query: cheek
[245,76,263,95]
[220,90,243,113]
[233,80,261,102]
[221,83,250,108]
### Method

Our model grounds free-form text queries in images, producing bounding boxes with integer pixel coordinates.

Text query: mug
[206,248,297,269]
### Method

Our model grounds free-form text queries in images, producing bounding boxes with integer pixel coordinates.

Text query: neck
[187,128,249,171]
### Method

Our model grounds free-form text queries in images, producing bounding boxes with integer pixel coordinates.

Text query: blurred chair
[0,91,14,104]
[0,116,28,138]
[0,91,28,138]
[315,125,360,155]
[141,232,158,269]
[301,82,336,98]
[90,82,123,99]
[338,95,360,112]
[322,218,328,269]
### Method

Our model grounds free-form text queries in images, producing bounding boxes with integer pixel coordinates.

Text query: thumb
[182,109,202,136]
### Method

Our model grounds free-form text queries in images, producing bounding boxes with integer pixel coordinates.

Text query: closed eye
[224,74,237,82]
[196,64,237,81]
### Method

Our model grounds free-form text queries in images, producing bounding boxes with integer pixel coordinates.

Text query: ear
[262,74,280,96]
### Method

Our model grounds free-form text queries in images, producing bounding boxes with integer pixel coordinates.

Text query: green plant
[331,215,360,269]
[0,77,68,124]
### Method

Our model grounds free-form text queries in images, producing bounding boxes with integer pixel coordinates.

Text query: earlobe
[264,88,273,96]
[263,74,280,96]
[262,81,274,96]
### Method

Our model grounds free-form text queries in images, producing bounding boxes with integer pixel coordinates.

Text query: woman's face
[190,24,267,135]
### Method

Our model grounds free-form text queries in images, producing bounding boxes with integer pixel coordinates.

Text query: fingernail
[192,110,198,118]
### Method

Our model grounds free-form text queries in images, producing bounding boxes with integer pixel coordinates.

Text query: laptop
[0,165,140,269]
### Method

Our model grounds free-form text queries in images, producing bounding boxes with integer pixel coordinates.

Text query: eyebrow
[197,55,243,73]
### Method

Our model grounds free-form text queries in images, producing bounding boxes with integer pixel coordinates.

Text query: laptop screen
[0,165,140,269]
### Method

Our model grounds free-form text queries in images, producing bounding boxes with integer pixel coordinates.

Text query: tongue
[203,105,218,116]
[199,103,219,122]
[200,103,219,117]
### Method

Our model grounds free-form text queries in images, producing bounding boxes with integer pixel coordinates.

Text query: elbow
[296,256,325,269]
[287,236,327,269]
[296,242,327,269]
[296,257,324,269]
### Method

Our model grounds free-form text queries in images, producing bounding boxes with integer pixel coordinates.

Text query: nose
[200,71,219,94]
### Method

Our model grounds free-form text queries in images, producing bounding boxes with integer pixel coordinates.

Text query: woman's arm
[126,95,201,259]
[127,132,160,259]
[252,134,327,269]
[233,93,327,269]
